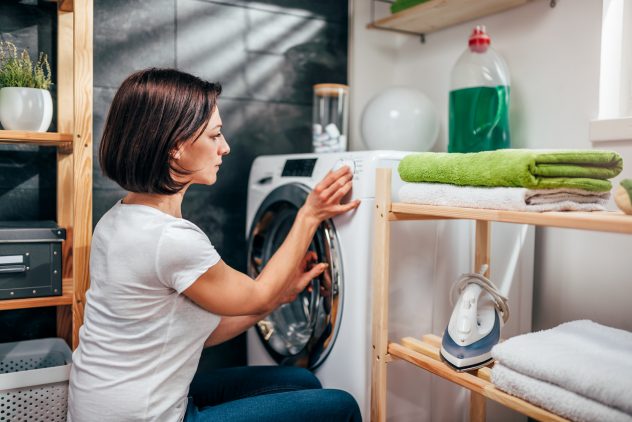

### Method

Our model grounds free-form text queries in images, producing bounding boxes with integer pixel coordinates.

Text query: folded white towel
[492,363,632,422]
[491,320,632,415]
[398,183,609,212]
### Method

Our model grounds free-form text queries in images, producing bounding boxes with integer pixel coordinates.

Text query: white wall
[350,0,632,332]
[350,1,632,419]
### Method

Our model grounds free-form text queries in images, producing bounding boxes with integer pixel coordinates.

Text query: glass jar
[312,83,349,153]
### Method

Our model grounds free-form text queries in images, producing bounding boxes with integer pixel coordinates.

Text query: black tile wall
[176,0,347,104]
[0,1,59,342]
[1,0,347,370]
[94,0,176,89]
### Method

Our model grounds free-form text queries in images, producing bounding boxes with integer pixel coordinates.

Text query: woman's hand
[184,167,360,317]
[276,250,328,306]
[300,166,361,225]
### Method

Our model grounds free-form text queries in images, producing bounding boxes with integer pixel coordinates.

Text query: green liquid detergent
[448,85,510,153]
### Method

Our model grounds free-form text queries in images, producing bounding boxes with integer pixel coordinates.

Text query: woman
[68,68,362,421]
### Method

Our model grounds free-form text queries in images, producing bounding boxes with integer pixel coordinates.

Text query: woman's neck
[122,189,187,218]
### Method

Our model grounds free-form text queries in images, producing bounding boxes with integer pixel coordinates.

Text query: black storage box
[0,221,66,300]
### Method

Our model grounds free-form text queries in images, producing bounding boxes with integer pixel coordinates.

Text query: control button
[332,159,355,174]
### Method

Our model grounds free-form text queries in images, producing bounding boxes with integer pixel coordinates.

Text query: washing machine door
[247,183,343,369]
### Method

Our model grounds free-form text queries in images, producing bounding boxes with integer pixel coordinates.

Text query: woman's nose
[221,137,230,156]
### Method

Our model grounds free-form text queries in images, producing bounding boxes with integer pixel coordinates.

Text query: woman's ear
[170,147,183,161]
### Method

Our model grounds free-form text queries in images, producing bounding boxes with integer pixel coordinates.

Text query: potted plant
[0,41,53,132]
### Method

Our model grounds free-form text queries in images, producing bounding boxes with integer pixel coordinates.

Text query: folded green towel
[398,150,624,192]
[390,0,430,14]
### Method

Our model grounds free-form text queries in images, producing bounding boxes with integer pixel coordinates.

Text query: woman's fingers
[315,167,351,194]
[336,199,361,213]
[329,178,353,203]
[306,262,328,281]
[320,172,353,201]
[294,262,328,294]
[301,250,317,268]
[301,166,357,224]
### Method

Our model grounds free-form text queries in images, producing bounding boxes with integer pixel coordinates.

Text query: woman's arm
[203,251,318,346]
[183,166,359,317]
[204,315,264,347]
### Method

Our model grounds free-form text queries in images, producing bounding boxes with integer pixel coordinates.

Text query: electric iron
[440,264,510,372]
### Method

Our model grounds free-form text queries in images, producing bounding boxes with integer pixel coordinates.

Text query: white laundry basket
[0,338,72,421]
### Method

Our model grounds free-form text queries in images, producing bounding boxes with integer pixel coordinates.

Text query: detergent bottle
[448,25,511,153]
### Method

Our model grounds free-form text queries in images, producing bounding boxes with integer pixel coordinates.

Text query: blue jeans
[183,366,362,421]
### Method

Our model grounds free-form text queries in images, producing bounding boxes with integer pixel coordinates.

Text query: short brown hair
[99,68,222,194]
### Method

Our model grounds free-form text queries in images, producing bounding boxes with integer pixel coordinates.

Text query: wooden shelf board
[390,203,632,234]
[367,0,532,35]
[389,339,569,422]
[0,277,73,311]
[0,130,73,147]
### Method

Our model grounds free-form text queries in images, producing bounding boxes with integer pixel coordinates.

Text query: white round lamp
[361,87,439,151]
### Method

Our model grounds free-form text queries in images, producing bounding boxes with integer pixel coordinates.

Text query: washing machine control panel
[281,158,317,177]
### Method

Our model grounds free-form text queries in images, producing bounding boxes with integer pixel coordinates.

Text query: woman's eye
[212,133,222,140]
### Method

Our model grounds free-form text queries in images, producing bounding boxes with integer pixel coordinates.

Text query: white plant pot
[0,87,53,132]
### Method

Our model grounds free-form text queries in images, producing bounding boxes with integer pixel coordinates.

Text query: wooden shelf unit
[370,168,631,422]
[367,0,532,36]
[0,278,73,311]
[0,1,93,350]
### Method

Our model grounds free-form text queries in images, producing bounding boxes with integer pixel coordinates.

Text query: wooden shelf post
[69,0,93,351]
[54,0,93,350]
[471,220,491,421]
[55,0,75,349]
[370,168,392,422]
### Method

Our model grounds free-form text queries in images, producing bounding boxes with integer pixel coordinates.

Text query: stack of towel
[491,320,632,422]
[397,149,624,212]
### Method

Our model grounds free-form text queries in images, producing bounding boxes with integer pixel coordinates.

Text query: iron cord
[448,265,510,324]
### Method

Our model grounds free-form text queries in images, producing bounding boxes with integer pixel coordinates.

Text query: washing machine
[246,151,535,422]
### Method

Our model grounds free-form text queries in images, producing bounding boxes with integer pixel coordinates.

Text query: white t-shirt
[68,200,221,422]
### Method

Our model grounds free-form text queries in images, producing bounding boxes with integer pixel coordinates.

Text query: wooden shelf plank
[0,130,73,147]
[0,278,73,311]
[388,341,569,422]
[367,0,532,35]
[390,203,632,234]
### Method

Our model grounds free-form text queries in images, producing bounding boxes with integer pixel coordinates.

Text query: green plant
[0,41,52,90]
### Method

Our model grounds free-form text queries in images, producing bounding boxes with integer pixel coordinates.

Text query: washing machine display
[247,183,343,369]
[281,158,317,177]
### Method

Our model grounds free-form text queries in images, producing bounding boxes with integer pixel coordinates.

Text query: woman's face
[175,107,230,186]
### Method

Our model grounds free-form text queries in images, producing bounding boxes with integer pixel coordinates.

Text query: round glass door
[247,184,343,369]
